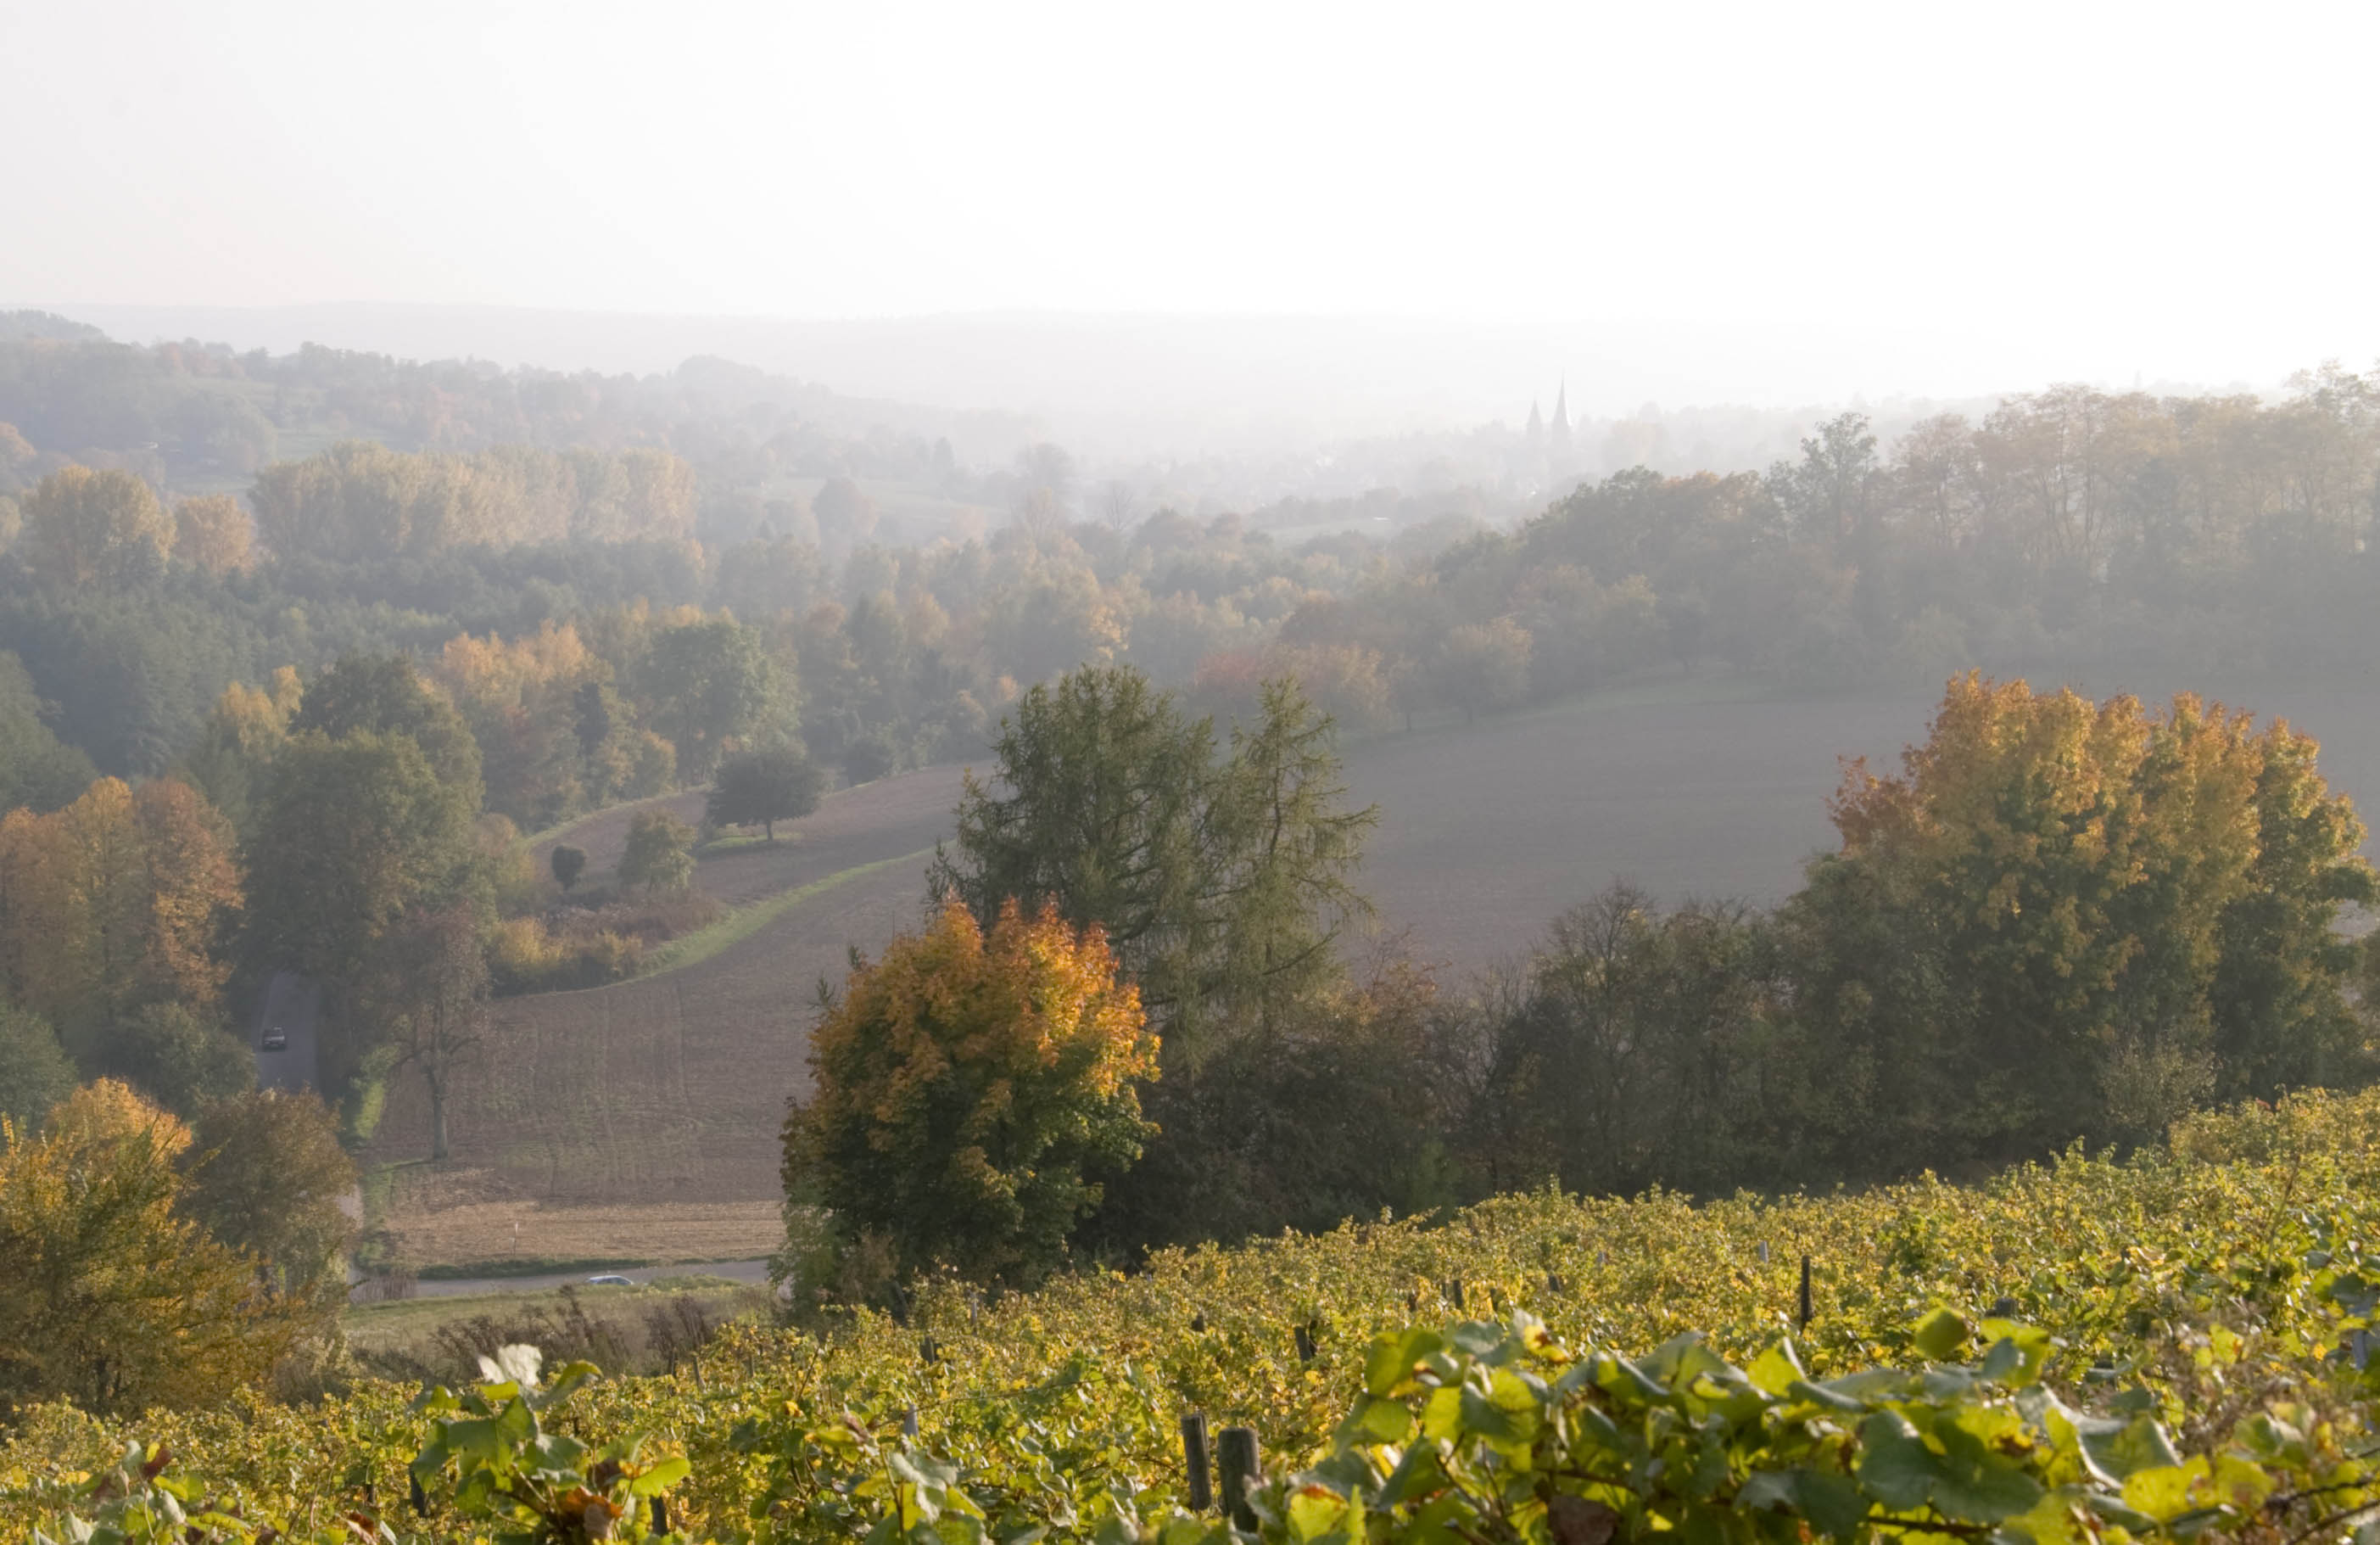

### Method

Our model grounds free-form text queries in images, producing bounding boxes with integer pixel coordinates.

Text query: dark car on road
[261,1027,288,1051]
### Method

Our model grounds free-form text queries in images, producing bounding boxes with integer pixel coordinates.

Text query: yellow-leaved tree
[0,1081,312,1416]
[176,666,303,837]
[170,491,254,575]
[1785,675,2373,1170]
[781,898,1158,1292]
[0,777,241,1054]
[20,466,171,585]
[430,620,606,826]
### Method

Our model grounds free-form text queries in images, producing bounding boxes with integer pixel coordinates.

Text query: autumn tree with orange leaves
[781,899,1158,1291]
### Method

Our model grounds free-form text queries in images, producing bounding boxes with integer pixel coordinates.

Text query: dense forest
[1,314,2374,810]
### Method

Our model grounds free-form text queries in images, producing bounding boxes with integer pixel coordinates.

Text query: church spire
[1526,399,1544,443]
[1551,378,1571,446]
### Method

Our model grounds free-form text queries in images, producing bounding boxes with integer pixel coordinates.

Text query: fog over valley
[8,5,2380,1537]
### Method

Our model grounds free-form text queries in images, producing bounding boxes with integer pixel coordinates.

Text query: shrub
[841,731,898,785]
[620,809,696,896]
[486,915,646,994]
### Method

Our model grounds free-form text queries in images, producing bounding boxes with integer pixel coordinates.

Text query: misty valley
[5,10,2380,1529]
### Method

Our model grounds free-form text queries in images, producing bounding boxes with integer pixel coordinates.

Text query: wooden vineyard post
[1294,1322,1316,1363]
[1218,1425,1262,1531]
[1799,1254,1813,1331]
[902,1405,919,1438]
[1181,1413,1213,1512]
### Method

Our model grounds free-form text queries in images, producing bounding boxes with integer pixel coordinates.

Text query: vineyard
[17,1088,2380,1542]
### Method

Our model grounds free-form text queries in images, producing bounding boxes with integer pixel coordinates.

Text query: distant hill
[21,302,2039,464]
[0,311,104,343]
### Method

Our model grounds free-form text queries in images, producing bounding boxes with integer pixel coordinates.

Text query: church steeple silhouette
[1550,378,1571,448]
[1526,399,1544,443]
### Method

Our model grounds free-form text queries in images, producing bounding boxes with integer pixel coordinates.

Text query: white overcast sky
[3,0,2375,407]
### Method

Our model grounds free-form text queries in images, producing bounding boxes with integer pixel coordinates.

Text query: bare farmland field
[1345,686,1932,976]
[1346,677,2380,979]
[345,1274,774,1375]
[367,676,2380,1255]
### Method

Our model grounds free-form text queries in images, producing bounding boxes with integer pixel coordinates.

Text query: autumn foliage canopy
[785,898,1157,1286]
[0,775,241,1047]
[1794,673,2374,1166]
[0,1081,315,1416]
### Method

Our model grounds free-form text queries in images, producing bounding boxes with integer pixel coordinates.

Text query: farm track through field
[529,764,965,904]
[366,767,963,1220]
[370,678,2380,1235]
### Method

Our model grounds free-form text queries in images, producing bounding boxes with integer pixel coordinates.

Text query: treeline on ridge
[0,339,2374,824]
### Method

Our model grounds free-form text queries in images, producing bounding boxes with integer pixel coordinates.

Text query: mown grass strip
[354,1159,423,1232]
[518,790,683,849]
[343,1275,766,1345]
[694,831,787,858]
[410,1251,770,1281]
[629,846,936,982]
[413,1254,662,1281]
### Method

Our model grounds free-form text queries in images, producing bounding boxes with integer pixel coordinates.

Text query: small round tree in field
[706,746,823,841]
[782,898,1157,1290]
[550,844,586,893]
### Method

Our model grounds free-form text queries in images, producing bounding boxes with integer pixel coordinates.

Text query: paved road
[392,1257,773,1300]
[252,971,322,1093]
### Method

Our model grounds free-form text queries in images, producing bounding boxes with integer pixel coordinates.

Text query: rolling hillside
[362,678,2380,1266]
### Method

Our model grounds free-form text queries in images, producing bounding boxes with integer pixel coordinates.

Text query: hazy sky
[4,0,2375,401]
